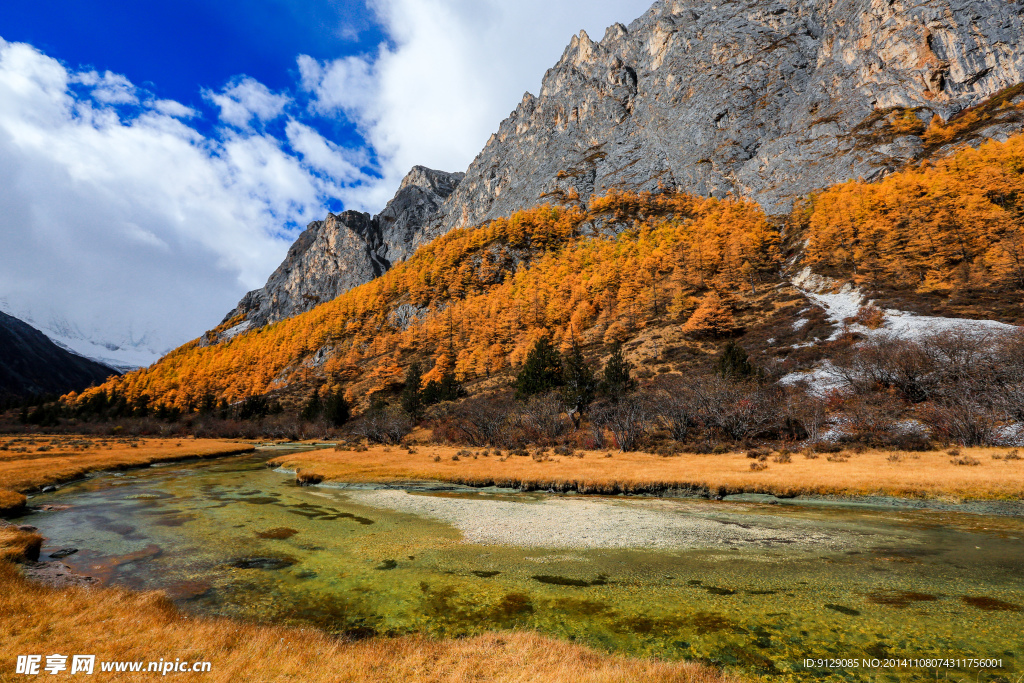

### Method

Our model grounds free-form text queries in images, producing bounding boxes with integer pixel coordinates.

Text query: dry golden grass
[0,563,736,683]
[0,436,254,515]
[0,489,27,516]
[0,527,43,563]
[271,444,1024,500]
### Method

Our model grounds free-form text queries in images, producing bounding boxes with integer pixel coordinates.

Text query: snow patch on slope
[790,267,1016,342]
[44,329,163,372]
[782,268,1019,394]
[778,360,846,397]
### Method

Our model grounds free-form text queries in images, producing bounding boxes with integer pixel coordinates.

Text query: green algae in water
[824,604,861,616]
[25,453,1024,682]
[532,574,608,587]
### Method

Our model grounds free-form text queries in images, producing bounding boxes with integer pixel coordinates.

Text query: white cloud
[285,119,369,184]
[75,70,138,104]
[298,54,375,118]
[205,76,290,129]
[0,1,657,366]
[0,37,352,363]
[299,0,653,210]
[151,99,196,118]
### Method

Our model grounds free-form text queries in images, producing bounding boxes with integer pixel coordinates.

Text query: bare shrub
[746,448,770,460]
[773,451,792,463]
[688,376,783,440]
[430,393,520,448]
[839,392,903,444]
[594,395,653,451]
[1005,449,1021,461]
[749,461,769,471]
[647,376,696,441]
[950,455,981,466]
[786,390,827,443]
[831,335,931,401]
[918,393,1004,447]
[852,305,885,329]
[354,406,414,445]
[520,391,570,443]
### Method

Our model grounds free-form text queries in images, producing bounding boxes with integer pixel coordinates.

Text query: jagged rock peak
[217,166,462,336]
[379,166,464,264]
[415,0,1024,244]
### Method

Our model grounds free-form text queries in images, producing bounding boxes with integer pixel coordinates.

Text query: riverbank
[0,435,255,515]
[0,561,735,683]
[268,444,1024,501]
[0,438,740,683]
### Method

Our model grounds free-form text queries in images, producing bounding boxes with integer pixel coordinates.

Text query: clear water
[24,452,1024,681]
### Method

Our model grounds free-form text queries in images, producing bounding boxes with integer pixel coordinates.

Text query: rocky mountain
[419,0,1024,244]
[220,166,463,333]
[231,0,1024,331]
[0,310,118,400]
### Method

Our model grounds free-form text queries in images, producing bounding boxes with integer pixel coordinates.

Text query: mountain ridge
[234,0,1024,333]
[0,310,119,400]
[424,0,1024,239]
[220,166,463,333]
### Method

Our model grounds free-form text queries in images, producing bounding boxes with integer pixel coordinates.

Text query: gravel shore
[346,490,859,550]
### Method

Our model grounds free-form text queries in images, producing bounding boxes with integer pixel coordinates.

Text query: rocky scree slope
[218,166,463,335]
[0,311,118,400]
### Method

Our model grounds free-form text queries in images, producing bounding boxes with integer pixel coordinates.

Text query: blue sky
[0,0,384,215]
[0,0,383,108]
[0,0,651,367]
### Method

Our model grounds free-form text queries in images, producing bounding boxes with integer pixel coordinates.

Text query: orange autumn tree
[803,133,1024,292]
[67,191,783,412]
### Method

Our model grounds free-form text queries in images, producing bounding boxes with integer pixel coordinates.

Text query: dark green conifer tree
[716,341,754,379]
[514,336,564,399]
[322,390,350,427]
[561,336,596,425]
[400,362,424,417]
[600,343,637,401]
[300,392,323,422]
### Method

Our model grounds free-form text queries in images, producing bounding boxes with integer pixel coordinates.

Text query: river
[22,449,1023,681]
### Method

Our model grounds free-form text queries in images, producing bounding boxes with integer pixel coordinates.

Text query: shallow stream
[23,451,1024,681]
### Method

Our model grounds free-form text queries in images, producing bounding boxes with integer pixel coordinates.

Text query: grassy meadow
[0,435,738,683]
[0,560,735,683]
[269,443,1024,501]
[0,436,255,515]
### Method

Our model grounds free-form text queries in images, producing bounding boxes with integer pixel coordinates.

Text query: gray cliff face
[221,166,462,332]
[416,0,1024,246]
[224,0,1024,334]
[377,166,465,264]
